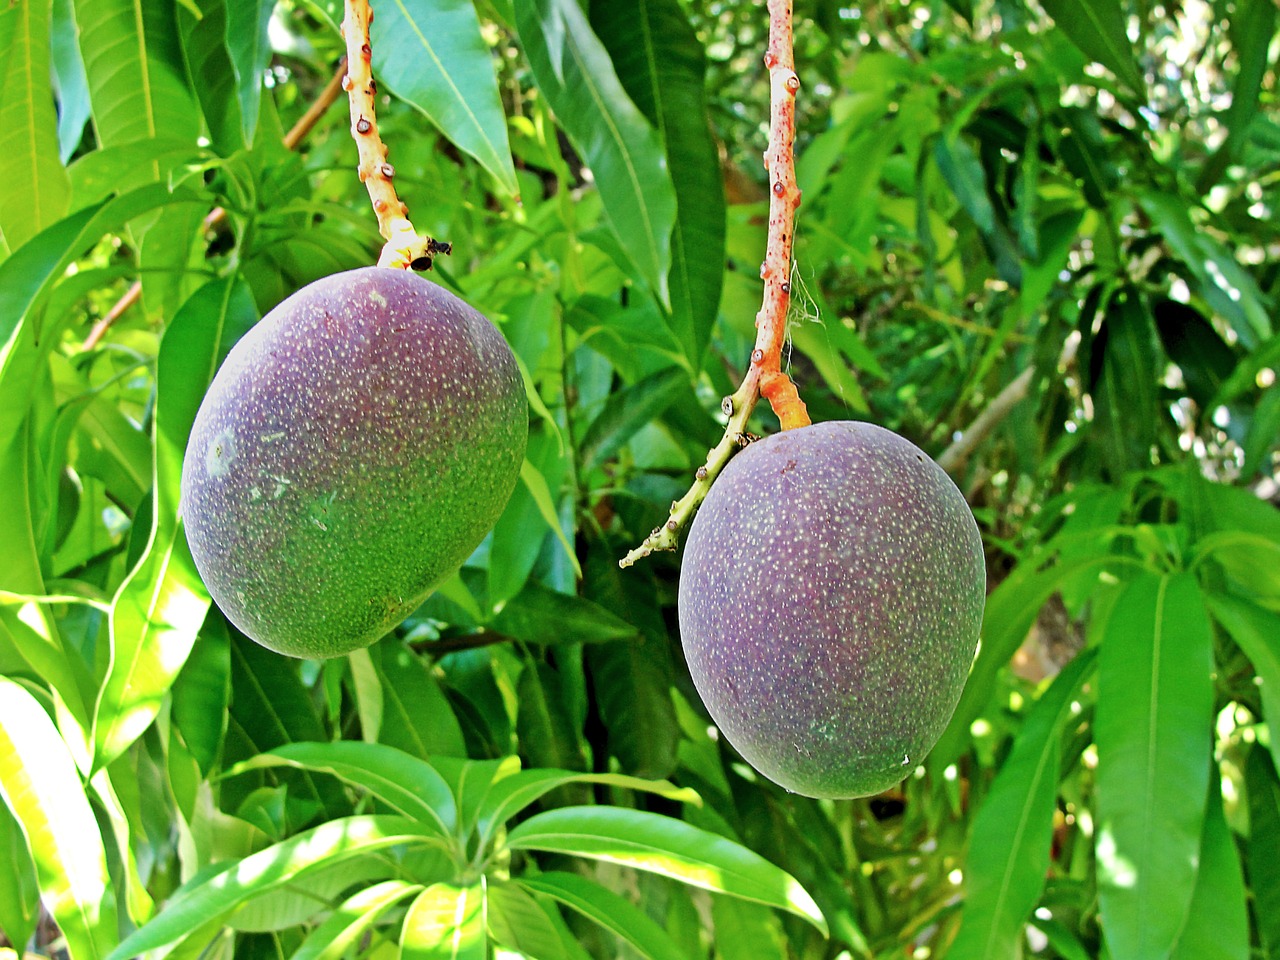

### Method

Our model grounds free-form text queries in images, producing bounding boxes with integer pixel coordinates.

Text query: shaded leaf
[518,872,686,960]
[495,580,637,646]
[516,0,677,302]
[590,0,725,366]
[226,740,457,840]
[400,882,486,960]
[506,806,827,933]
[177,0,243,154]
[1095,572,1214,960]
[487,881,573,960]
[51,0,92,163]
[0,0,71,250]
[292,880,423,960]
[1246,747,1280,955]
[369,640,467,759]
[1039,0,1145,91]
[371,0,517,196]
[225,0,274,145]
[0,677,118,960]
[95,278,257,769]
[517,661,588,774]
[1091,289,1161,478]
[1206,591,1280,773]
[0,775,40,952]
[579,367,687,474]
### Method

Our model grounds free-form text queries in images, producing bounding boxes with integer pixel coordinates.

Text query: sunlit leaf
[225,0,274,145]
[400,882,486,960]
[292,880,423,960]
[506,806,827,933]
[51,0,92,163]
[1095,572,1214,960]
[0,677,118,960]
[589,0,725,366]
[518,872,686,960]
[0,0,71,250]
[0,785,40,953]
[371,0,518,196]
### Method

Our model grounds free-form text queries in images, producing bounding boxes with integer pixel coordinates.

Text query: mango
[677,421,984,798]
[181,267,527,658]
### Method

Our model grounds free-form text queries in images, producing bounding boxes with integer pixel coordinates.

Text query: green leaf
[517,661,588,775]
[1095,572,1215,960]
[578,367,687,473]
[1091,289,1161,477]
[0,677,118,960]
[400,882,486,960]
[105,816,436,960]
[516,0,677,303]
[949,650,1097,959]
[95,278,256,769]
[1039,0,1145,92]
[517,456,582,584]
[494,580,637,646]
[225,0,274,145]
[1169,770,1248,960]
[74,0,199,161]
[0,0,71,250]
[292,880,422,960]
[51,0,93,163]
[518,872,686,960]
[589,0,725,366]
[369,640,468,760]
[177,0,243,154]
[505,806,827,934]
[487,881,574,960]
[225,741,458,840]
[1246,747,1280,956]
[711,895,787,960]
[371,0,518,196]
[0,789,40,953]
[171,612,231,776]
[475,767,698,850]
[1207,592,1280,772]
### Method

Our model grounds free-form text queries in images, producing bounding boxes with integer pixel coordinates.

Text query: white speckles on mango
[206,429,237,477]
[677,420,985,800]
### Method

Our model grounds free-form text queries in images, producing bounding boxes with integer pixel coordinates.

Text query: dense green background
[1,0,1278,957]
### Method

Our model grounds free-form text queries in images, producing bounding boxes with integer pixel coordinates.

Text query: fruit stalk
[341,0,448,269]
[620,0,808,568]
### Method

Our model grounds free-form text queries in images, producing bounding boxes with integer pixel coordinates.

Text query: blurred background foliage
[1,0,1279,957]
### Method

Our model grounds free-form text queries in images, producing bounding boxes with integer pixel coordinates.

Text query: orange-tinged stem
[341,0,448,270]
[620,0,809,567]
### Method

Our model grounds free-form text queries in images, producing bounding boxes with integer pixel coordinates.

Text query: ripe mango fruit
[181,267,527,658]
[678,421,985,798]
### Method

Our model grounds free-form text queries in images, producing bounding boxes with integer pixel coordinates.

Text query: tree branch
[621,0,808,568]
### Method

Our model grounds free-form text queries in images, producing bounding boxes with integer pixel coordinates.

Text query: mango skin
[677,421,984,798]
[181,267,527,659]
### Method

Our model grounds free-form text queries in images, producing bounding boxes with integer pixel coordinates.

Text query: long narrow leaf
[1169,771,1248,960]
[292,880,423,960]
[0,677,118,960]
[1039,0,1145,92]
[949,650,1097,959]
[224,0,274,144]
[95,279,257,768]
[505,806,826,933]
[486,881,574,960]
[516,0,677,302]
[225,741,457,839]
[105,815,436,960]
[589,0,725,366]
[1095,572,1214,960]
[400,882,486,960]
[1205,591,1280,773]
[0,0,70,249]
[518,872,685,960]
[372,0,517,196]
[0,798,39,952]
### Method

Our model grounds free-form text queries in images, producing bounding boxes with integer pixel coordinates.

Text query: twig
[340,0,449,270]
[82,280,142,352]
[936,366,1035,475]
[80,59,351,352]
[621,0,808,568]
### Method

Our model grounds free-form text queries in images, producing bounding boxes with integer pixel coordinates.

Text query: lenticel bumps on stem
[181,267,527,659]
[677,421,985,799]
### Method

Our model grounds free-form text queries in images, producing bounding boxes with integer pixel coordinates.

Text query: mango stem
[341,0,448,270]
